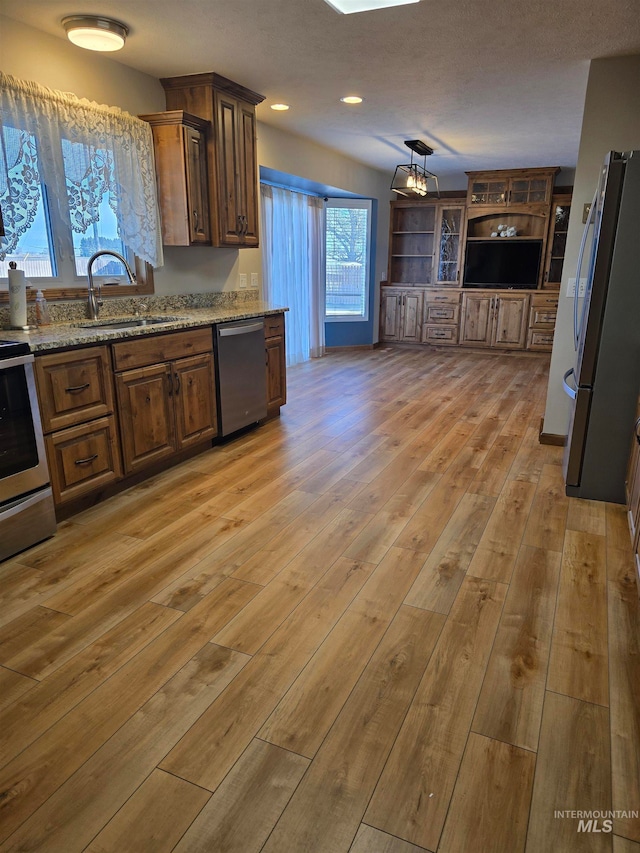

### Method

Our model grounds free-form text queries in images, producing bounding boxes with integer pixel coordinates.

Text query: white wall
[0,15,392,303]
[543,55,640,436]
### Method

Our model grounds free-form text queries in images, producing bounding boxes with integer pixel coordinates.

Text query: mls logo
[577,818,613,833]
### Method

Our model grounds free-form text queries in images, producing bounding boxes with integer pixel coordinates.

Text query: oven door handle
[0,487,50,519]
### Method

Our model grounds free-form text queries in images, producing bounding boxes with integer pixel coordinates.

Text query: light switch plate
[239,273,248,289]
[250,273,259,289]
[567,277,587,297]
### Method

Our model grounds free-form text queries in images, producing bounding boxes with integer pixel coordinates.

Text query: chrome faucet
[86,250,136,320]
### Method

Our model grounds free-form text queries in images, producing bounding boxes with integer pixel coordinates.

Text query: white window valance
[0,72,163,268]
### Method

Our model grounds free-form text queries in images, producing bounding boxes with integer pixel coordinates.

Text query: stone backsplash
[0,289,260,330]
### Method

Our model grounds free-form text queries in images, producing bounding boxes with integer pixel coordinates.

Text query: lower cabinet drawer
[425,305,460,324]
[264,313,285,339]
[529,307,557,327]
[46,416,122,504]
[527,329,555,351]
[423,325,459,345]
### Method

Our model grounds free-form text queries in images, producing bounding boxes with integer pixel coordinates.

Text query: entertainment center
[380,166,571,351]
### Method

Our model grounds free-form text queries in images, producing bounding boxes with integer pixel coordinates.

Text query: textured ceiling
[2,0,640,181]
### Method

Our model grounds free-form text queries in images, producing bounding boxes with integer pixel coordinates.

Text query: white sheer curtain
[260,184,325,366]
[0,72,163,267]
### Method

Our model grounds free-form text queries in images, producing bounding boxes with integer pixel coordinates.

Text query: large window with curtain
[0,72,163,288]
[325,198,371,321]
[260,184,325,367]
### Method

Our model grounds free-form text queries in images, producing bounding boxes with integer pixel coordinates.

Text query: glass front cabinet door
[435,205,465,285]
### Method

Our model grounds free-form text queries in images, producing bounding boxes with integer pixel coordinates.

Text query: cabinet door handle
[635,417,640,445]
[75,454,98,466]
[193,209,199,233]
[174,372,181,395]
[65,383,90,393]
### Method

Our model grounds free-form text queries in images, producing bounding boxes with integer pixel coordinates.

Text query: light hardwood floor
[0,346,638,853]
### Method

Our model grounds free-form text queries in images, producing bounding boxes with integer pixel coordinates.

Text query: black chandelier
[391,140,439,198]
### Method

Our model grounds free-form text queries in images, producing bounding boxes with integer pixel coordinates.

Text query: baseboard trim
[325,344,376,352]
[539,417,566,446]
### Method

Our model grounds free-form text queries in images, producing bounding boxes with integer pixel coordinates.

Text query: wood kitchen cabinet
[380,287,423,342]
[35,346,122,505]
[435,204,465,285]
[161,73,265,248]
[139,111,210,246]
[466,167,556,210]
[265,312,287,416]
[113,329,217,474]
[388,201,465,287]
[527,292,558,351]
[215,92,260,246]
[543,194,571,289]
[460,292,529,349]
[422,290,460,345]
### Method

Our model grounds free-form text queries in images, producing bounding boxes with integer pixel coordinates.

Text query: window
[325,198,371,321]
[0,72,162,293]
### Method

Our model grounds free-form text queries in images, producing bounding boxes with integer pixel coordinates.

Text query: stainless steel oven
[0,340,56,562]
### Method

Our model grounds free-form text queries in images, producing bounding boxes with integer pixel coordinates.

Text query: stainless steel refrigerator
[563,150,640,503]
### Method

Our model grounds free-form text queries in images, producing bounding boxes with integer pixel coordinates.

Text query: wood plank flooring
[0,345,638,852]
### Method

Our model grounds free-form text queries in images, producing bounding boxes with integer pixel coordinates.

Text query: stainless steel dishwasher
[214,318,267,436]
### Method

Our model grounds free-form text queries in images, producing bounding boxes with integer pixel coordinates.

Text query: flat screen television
[463,239,543,289]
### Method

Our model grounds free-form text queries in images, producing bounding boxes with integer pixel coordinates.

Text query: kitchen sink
[75,316,186,330]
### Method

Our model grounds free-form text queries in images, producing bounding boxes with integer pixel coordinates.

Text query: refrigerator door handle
[573,185,599,349]
[562,368,577,400]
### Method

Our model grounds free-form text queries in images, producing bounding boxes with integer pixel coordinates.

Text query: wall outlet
[567,277,587,297]
[239,273,248,289]
[250,272,259,289]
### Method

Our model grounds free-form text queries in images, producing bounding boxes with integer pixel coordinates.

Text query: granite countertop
[0,301,288,353]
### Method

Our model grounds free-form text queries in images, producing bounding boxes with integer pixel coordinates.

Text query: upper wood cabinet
[435,204,465,285]
[543,194,571,289]
[388,201,465,287]
[160,73,265,249]
[216,93,259,246]
[139,111,210,247]
[466,167,557,210]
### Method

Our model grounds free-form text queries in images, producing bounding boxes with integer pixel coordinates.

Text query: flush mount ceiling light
[340,95,363,104]
[62,16,129,51]
[391,139,439,198]
[323,0,420,13]
[270,103,290,111]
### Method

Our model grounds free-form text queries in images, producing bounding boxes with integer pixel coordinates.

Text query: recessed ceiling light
[323,0,420,13]
[270,104,290,111]
[62,16,128,51]
[340,96,363,104]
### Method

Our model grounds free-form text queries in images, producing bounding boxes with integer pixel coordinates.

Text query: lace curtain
[0,72,163,268]
[261,184,325,366]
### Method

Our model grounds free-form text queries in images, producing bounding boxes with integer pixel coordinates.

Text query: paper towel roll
[8,267,27,328]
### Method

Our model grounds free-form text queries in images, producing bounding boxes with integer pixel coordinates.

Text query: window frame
[0,82,157,303]
[324,197,372,323]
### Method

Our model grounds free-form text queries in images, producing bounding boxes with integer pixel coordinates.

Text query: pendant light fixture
[391,139,439,198]
[62,16,129,51]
